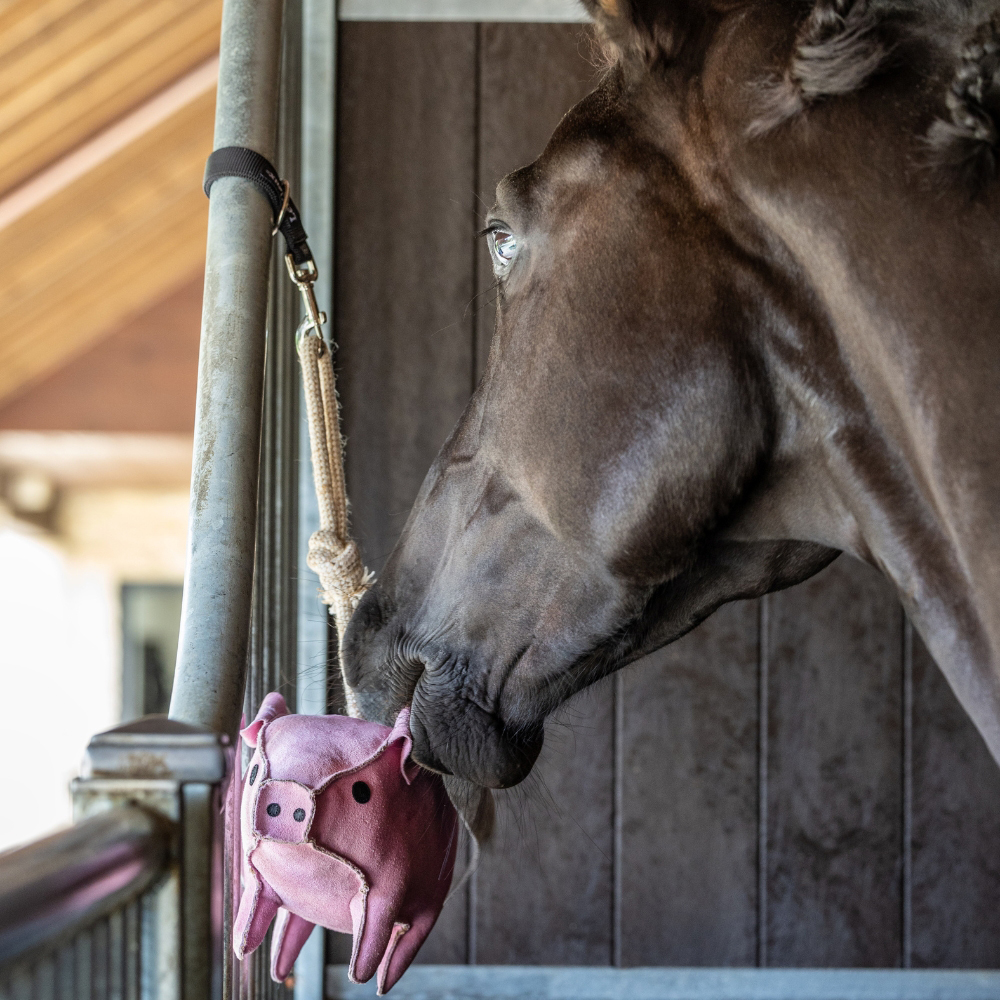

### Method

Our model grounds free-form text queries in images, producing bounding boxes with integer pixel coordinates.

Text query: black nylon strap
[203,146,313,267]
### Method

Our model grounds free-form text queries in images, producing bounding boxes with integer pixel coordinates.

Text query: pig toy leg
[234,875,281,959]
[270,908,317,983]
[375,910,438,995]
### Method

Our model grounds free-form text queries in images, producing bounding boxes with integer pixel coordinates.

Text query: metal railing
[0,807,170,999]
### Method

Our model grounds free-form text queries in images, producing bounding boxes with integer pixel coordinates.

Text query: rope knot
[307,530,368,607]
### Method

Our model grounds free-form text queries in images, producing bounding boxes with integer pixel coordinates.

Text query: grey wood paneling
[475,687,615,964]
[336,22,478,572]
[911,628,1000,968]
[475,23,599,381]
[619,601,760,967]
[766,558,903,967]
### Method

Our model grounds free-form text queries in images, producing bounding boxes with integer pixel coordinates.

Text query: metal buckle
[272,179,291,236]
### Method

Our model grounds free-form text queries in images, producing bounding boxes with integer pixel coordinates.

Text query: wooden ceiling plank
[0,30,220,193]
[0,233,208,400]
[0,0,152,79]
[0,92,213,292]
[0,155,211,312]
[0,206,208,400]
[0,0,92,59]
[0,59,217,230]
[0,2,220,193]
[0,0,216,132]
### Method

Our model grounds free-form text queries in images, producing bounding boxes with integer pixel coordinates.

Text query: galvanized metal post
[169,0,287,738]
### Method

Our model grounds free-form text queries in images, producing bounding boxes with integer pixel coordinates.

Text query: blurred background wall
[0,0,222,851]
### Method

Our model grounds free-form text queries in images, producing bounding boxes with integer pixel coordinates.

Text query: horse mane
[586,0,1000,193]
[747,0,890,137]
[925,11,1000,191]
[747,0,1000,193]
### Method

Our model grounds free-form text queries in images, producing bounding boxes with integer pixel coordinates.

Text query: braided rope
[298,330,373,704]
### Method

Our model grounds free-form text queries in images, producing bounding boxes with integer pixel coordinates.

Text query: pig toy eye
[249,764,259,785]
[352,781,371,804]
[267,803,281,817]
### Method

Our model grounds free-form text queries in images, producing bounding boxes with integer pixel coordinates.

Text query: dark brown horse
[344,0,1000,837]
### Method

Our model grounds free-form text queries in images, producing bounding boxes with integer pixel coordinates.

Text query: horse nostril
[266,803,280,817]
[352,781,371,803]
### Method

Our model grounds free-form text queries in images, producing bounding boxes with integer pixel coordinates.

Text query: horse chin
[442,775,496,843]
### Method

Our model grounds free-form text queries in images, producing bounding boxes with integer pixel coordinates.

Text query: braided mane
[926,12,1000,191]
[748,0,889,137]
[743,0,1000,193]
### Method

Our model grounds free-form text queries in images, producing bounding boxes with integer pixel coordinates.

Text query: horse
[343,0,1000,839]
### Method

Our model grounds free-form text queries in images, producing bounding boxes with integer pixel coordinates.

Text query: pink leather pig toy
[234,692,458,993]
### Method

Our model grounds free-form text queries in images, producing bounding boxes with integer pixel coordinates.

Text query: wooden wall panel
[475,23,599,381]
[335,21,479,965]
[911,629,1000,967]
[336,22,478,572]
[475,688,614,965]
[766,558,903,966]
[619,601,760,967]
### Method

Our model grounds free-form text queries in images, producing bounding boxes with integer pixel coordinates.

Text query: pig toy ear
[241,692,290,747]
[388,706,419,784]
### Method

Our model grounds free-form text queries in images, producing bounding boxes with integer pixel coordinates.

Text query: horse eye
[490,229,517,268]
[352,781,371,804]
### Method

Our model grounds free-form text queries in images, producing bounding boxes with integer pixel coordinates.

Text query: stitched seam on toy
[312,739,391,795]
[376,922,411,995]
[305,841,369,981]
[238,855,263,956]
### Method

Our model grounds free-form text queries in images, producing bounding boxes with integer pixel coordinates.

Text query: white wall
[0,486,188,854]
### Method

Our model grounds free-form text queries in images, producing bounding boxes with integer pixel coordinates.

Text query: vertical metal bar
[76,930,92,1000]
[92,919,109,1000]
[758,594,770,968]
[125,900,140,1000]
[181,784,216,999]
[238,6,302,1000]
[56,941,73,1000]
[297,0,338,717]
[295,4,337,994]
[109,909,124,1000]
[36,955,56,1000]
[169,0,286,738]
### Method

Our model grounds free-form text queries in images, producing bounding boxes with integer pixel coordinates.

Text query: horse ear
[582,0,707,66]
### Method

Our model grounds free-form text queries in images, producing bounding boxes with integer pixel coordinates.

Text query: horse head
[345,0,1000,833]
